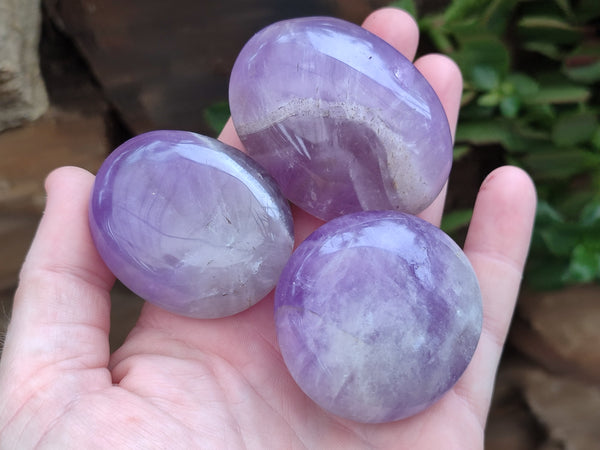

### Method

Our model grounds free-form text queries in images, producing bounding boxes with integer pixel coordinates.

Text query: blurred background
[1,0,599,448]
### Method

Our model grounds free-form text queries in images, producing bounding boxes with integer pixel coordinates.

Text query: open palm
[0,8,536,449]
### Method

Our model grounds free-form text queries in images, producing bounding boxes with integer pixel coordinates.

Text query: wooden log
[43,0,389,135]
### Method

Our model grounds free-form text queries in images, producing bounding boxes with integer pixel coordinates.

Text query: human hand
[0,8,536,449]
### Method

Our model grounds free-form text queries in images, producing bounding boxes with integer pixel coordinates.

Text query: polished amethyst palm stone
[229,17,453,221]
[274,210,482,423]
[89,130,294,319]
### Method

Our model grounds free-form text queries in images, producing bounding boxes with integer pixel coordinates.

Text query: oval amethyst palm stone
[89,130,294,319]
[229,17,453,221]
[274,210,482,423]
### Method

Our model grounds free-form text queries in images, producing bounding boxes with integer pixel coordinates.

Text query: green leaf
[442,0,515,34]
[203,101,230,135]
[525,84,590,105]
[521,148,600,180]
[443,0,490,22]
[419,15,455,53]
[477,92,501,107]
[553,0,576,20]
[553,189,598,220]
[563,42,600,84]
[499,81,515,97]
[452,145,471,160]
[453,36,511,80]
[455,118,550,152]
[481,0,518,34]
[471,65,500,91]
[523,41,564,60]
[388,0,417,17]
[455,119,511,145]
[506,73,540,97]
[580,200,600,226]
[518,15,583,45]
[441,209,473,234]
[520,16,573,30]
[563,243,600,283]
[427,27,455,54]
[552,111,599,146]
[500,96,521,118]
[458,101,498,120]
[536,200,564,225]
[564,60,600,84]
[522,103,556,127]
[539,224,580,257]
[437,18,491,42]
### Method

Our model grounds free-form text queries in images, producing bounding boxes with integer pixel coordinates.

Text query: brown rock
[519,368,600,450]
[511,285,600,383]
[486,356,546,450]
[0,0,49,131]
[0,108,108,214]
[486,391,543,450]
[0,108,109,290]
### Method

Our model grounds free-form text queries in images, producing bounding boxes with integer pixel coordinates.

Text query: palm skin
[0,8,536,449]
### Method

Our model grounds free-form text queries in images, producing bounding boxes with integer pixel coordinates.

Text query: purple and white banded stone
[229,17,452,221]
[89,130,294,319]
[274,210,482,423]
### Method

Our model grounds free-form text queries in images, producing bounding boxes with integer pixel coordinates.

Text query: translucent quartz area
[89,130,294,318]
[230,17,452,221]
[274,211,482,423]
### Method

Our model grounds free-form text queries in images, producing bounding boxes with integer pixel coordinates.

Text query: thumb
[1,166,115,381]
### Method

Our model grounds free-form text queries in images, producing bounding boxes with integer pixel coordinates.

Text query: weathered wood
[43,0,390,135]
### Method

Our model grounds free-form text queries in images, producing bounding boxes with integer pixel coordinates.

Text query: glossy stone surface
[89,130,294,319]
[274,211,482,423]
[229,17,452,221]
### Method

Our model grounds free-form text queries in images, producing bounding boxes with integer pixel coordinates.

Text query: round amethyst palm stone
[274,210,482,423]
[89,130,294,319]
[229,17,452,221]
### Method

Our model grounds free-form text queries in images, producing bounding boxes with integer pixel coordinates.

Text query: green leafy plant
[405,0,600,289]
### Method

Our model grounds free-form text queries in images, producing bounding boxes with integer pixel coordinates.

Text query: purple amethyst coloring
[274,210,482,423]
[229,17,453,221]
[89,130,294,319]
